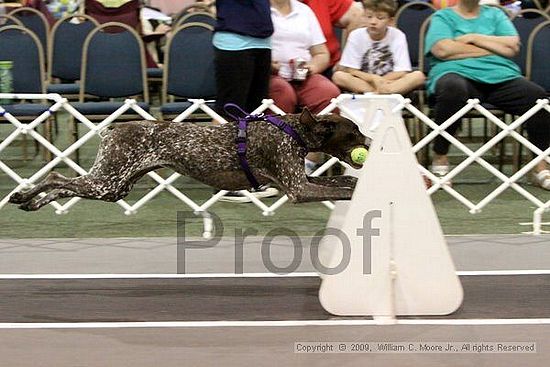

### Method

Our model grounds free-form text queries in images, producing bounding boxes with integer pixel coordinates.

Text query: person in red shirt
[302,0,364,76]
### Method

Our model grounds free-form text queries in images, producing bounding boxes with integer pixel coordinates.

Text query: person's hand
[154,23,171,35]
[271,61,281,74]
[304,63,316,75]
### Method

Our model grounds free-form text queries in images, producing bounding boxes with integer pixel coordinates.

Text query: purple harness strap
[224,103,309,190]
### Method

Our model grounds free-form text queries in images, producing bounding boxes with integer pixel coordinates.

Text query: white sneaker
[531,169,550,190]
[430,164,452,187]
[218,186,279,203]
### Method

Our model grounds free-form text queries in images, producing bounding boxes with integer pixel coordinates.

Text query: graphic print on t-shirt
[360,42,394,76]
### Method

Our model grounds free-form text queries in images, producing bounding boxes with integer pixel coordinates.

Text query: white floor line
[0,272,319,279]
[1,269,550,279]
[0,318,550,329]
[445,233,550,238]
[457,270,550,276]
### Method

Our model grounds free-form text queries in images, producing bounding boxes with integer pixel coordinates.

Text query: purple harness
[224,104,309,190]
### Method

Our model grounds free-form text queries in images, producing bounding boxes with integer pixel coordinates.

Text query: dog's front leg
[271,160,356,203]
[288,183,355,203]
[307,175,358,189]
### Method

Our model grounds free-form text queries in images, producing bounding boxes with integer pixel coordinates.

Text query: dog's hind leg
[11,169,136,210]
[9,172,72,204]
[16,174,135,211]
[12,154,163,210]
[18,189,77,211]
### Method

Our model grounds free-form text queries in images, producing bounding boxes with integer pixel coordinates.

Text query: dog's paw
[8,192,27,204]
[18,201,38,211]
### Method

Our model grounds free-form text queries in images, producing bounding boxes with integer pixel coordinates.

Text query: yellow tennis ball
[351,147,368,164]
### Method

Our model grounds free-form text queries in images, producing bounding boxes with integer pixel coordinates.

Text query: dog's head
[299,108,369,169]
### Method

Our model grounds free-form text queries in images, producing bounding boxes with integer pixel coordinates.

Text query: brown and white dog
[9,109,368,210]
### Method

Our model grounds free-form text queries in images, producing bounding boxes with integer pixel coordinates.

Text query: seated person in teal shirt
[425,0,550,189]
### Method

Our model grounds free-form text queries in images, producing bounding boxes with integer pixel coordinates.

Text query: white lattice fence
[334,94,550,234]
[0,93,549,236]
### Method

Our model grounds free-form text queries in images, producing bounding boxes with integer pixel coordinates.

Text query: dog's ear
[299,108,337,141]
[299,107,317,126]
[308,111,339,138]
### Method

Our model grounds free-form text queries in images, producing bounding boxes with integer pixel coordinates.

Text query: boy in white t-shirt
[332,0,425,94]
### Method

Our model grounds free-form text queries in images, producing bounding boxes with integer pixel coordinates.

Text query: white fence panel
[0,93,549,235]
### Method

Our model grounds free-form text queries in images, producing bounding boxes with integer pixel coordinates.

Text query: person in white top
[269,0,341,114]
[332,0,425,94]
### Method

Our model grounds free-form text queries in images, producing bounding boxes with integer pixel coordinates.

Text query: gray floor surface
[0,234,549,274]
[0,234,549,366]
[0,275,548,322]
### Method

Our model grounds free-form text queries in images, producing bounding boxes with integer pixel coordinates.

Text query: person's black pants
[214,47,271,118]
[431,73,549,155]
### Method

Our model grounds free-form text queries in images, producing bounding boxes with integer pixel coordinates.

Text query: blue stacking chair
[0,14,23,27]
[47,14,99,99]
[0,25,51,159]
[0,25,48,114]
[526,19,550,94]
[395,1,436,71]
[174,11,216,28]
[160,22,216,121]
[73,22,149,119]
[395,2,435,144]
[512,9,550,75]
[10,7,49,60]
[514,19,550,169]
[70,22,149,163]
[173,2,212,21]
[418,15,433,77]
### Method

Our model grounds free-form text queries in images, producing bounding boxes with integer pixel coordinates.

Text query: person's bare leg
[375,71,426,95]
[332,71,376,93]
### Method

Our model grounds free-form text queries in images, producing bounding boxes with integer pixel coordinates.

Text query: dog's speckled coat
[9,109,368,211]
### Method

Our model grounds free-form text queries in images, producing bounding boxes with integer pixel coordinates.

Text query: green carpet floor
[1,115,549,238]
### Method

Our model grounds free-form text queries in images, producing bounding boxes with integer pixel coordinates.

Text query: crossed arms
[431,34,520,60]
